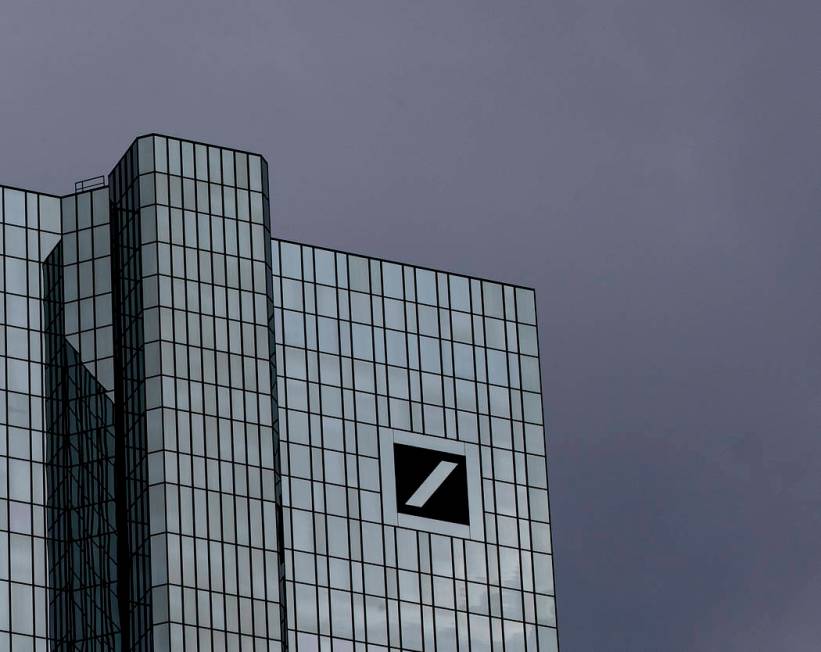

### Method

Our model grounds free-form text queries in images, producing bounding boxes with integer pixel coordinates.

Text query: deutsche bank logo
[380,428,484,539]
[394,444,470,525]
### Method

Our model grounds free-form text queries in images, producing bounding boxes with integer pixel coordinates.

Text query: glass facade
[43,187,119,649]
[272,242,556,652]
[1,186,62,651]
[0,134,557,651]
[108,136,283,651]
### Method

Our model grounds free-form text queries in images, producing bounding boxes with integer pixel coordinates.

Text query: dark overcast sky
[3,2,821,650]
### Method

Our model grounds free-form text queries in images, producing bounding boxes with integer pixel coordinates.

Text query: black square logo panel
[393,443,470,526]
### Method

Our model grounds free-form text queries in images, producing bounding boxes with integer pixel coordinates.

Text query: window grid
[120,136,283,651]
[273,240,556,652]
[0,134,556,652]
[1,186,61,651]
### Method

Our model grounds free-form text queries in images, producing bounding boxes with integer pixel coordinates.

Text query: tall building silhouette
[0,135,557,651]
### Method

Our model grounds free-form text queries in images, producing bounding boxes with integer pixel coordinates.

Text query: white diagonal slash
[405,461,459,508]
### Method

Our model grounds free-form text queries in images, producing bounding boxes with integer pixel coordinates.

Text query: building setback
[0,134,557,651]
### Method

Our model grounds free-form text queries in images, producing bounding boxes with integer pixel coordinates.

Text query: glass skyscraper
[1,135,557,651]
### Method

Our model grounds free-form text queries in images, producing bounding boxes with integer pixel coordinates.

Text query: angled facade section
[43,187,119,650]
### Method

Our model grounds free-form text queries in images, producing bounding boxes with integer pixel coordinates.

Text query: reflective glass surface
[0,135,556,652]
[1,187,62,651]
[272,242,557,651]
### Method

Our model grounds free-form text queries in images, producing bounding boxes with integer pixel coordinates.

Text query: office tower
[272,242,556,652]
[0,134,557,651]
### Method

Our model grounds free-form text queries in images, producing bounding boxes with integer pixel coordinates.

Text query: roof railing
[74,175,107,193]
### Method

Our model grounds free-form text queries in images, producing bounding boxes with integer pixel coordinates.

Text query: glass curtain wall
[271,241,557,652]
